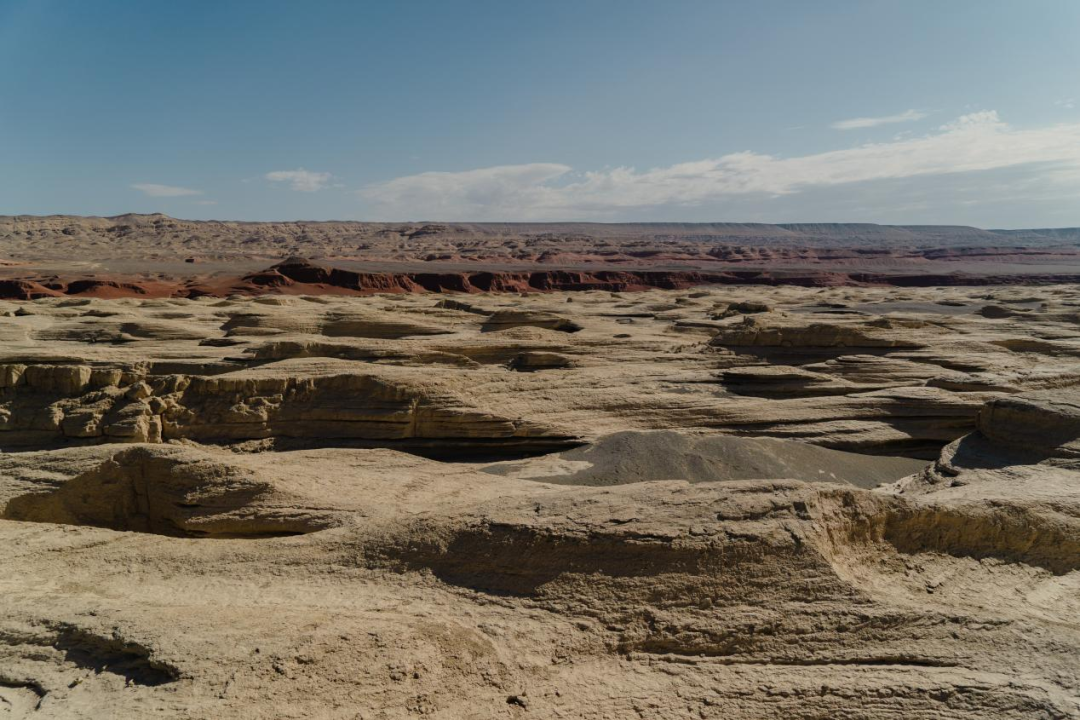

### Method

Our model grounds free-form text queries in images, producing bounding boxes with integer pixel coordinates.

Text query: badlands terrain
[4,214,1080,298]
[1,216,1080,718]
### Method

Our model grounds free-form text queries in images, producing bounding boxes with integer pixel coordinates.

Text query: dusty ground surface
[1,276,1079,719]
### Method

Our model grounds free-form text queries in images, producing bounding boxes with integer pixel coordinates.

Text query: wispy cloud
[131,183,203,197]
[363,164,571,219]
[360,112,1080,220]
[265,168,332,192]
[830,109,928,130]
[1056,97,1076,110]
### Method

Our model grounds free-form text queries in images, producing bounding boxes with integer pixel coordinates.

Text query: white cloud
[1056,97,1076,110]
[830,109,928,130]
[131,183,203,197]
[265,168,332,192]
[359,112,1080,220]
[362,164,571,219]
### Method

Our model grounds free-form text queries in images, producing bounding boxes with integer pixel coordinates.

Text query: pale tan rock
[482,309,583,333]
[710,314,931,349]
[0,286,1079,718]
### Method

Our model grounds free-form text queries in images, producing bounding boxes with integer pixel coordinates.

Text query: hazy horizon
[4,212,1080,232]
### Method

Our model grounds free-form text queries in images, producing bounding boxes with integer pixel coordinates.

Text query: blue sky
[2,0,1079,226]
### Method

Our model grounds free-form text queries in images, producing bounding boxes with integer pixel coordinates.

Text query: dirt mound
[484,430,928,488]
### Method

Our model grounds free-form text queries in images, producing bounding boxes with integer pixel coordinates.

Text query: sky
[1,0,1079,227]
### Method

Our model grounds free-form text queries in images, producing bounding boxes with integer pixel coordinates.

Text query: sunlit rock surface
[1,283,1079,718]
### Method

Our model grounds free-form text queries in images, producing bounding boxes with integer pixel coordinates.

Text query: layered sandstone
[1,282,1080,718]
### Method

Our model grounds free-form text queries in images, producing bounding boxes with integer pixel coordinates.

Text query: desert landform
[1,215,1080,718]
[4,215,1080,300]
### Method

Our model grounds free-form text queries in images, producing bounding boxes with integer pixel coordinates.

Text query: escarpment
[6,216,1080,298]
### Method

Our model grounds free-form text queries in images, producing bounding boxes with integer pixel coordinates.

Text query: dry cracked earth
[1,278,1080,718]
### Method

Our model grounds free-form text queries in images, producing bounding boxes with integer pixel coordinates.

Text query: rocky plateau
[0,217,1079,718]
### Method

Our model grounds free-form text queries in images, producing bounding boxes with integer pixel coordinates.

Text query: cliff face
[4,257,1080,301]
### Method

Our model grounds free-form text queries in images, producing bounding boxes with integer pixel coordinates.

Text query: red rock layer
[2,258,1080,301]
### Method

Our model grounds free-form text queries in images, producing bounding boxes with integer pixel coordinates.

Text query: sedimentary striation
[1,238,1079,717]
[4,215,1080,301]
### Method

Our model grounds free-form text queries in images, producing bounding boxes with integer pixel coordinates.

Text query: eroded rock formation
[1,282,1079,718]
